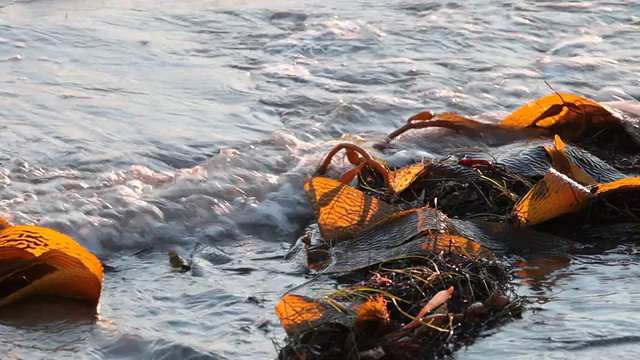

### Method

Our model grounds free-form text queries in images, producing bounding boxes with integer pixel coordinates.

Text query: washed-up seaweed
[277,253,520,360]
[275,92,640,360]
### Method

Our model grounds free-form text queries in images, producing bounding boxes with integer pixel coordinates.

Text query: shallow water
[1,0,639,358]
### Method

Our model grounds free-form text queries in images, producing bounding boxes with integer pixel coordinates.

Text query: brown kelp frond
[303,177,401,244]
[512,168,591,226]
[377,92,638,155]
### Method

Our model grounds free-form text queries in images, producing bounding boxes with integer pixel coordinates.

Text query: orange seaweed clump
[0,219,103,308]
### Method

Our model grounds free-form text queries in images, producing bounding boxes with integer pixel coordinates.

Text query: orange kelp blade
[512,168,591,226]
[421,233,494,260]
[326,207,492,273]
[592,177,640,196]
[589,177,640,223]
[316,143,393,194]
[354,295,391,336]
[303,177,401,243]
[0,225,103,307]
[500,93,617,141]
[275,294,349,336]
[388,161,428,194]
[545,135,596,185]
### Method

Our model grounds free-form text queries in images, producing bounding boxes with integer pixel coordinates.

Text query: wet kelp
[277,253,519,360]
[276,176,520,360]
[276,93,640,359]
[0,218,103,308]
[375,92,640,156]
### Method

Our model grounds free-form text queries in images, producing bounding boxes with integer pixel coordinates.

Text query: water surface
[1,0,639,358]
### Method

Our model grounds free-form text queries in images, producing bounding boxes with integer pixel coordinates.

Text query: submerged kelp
[276,93,640,359]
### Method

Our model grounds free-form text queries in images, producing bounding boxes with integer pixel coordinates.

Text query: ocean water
[1,0,639,359]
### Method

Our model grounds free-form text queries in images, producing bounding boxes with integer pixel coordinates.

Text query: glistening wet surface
[1,0,639,359]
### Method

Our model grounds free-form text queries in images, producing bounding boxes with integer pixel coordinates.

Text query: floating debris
[168,250,191,272]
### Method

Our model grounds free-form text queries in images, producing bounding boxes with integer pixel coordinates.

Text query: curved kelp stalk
[316,143,394,194]
[0,220,103,308]
[375,112,544,150]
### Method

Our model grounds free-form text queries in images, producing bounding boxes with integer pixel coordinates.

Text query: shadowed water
[0,0,639,358]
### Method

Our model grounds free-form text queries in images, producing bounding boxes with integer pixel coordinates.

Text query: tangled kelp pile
[275,92,640,359]
[277,252,518,360]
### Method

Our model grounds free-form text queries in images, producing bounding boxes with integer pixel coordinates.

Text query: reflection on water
[513,254,573,292]
[462,250,640,359]
[1,0,639,358]
[0,297,97,327]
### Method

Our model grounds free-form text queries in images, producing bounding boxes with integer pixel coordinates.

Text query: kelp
[316,143,393,194]
[545,135,596,185]
[388,161,429,195]
[401,160,526,219]
[376,92,640,154]
[451,138,626,182]
[511,139,640,229]
[316,143,530,220]
[0,220,103,308]
[304,177,401,244]
[499,93,619,141]
[511,168,591,226]
[521,176,640,239]
[277,95,640,359]
[303,177,492,271]
[278,175,522,359]
[277,251,520,360]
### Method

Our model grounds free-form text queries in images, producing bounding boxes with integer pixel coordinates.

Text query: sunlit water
[1,0,639,359]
